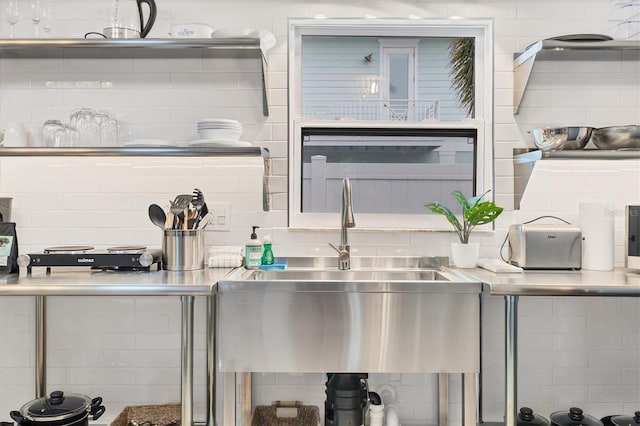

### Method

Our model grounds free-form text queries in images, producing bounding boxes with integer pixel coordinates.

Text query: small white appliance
[508,223,583,270]
[626,205,640,271]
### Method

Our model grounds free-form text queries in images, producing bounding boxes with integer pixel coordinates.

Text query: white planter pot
[450,242,480,268]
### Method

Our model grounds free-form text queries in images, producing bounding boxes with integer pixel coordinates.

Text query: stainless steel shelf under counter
[0,268,229,426]
[464,267,640,426]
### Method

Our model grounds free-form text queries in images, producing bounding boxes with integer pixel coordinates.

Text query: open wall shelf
[513,39,640,114]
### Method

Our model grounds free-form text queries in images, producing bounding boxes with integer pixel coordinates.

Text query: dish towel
[208,246,243,268]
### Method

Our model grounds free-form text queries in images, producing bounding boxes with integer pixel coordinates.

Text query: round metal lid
[611,413,640,426]
[44,246,94,254]
[20,391,91,422]
[106,245,147,254]
[518,407,550,426]
[550,408,603,426]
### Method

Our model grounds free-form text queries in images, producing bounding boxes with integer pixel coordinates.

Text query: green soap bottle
[261,235,274,265]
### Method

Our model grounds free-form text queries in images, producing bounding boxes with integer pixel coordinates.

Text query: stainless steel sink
[275,255,450,270]
[221,256,476,291]
[217,256,481,374]
[249,268,452,282]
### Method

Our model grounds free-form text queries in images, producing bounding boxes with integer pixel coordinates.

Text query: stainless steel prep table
[465,267,640,426]
[0,268,230,426]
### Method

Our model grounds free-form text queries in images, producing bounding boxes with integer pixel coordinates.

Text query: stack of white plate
[189,118,249,147]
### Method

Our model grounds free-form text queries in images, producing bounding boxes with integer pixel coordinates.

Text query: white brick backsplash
[0,350,32,367]
[0,367,35,385]
[0,0,638,423]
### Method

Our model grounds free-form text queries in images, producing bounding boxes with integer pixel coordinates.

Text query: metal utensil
[186,208,199,229]
[197,212,212,229]
[170,194,192,229]
[169,200,184,229]
[172,194,192,209]
[591,125,640,150]
[191,188,206,229]
[529,126,594,151]
[148,204,166,229]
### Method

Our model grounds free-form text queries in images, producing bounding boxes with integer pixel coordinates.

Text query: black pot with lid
[550,407,604,426]
[518,407,550,426]
[610,412,640,426]
[10,391,105,426]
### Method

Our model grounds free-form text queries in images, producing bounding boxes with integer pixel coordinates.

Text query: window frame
[287,18,494,230]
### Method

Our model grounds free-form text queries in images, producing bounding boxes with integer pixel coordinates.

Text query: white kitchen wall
[0,0,639,424]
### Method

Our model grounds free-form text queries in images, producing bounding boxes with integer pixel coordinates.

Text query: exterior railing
[302,99,439,121]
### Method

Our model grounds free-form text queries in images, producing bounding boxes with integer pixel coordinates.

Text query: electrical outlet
[207,202,231,231]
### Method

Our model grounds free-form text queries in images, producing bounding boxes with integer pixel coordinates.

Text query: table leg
[505,295,519,426]
[438,373,448,426]
[462,373,478,426]
[207,294,216,426]
[223,373,236,426]
[35,295,46,398]
[242,373,252,426]
[181,295,194,426]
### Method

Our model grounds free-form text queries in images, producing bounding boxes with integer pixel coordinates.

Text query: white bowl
[198,128,242,141]
[170,23,216,38]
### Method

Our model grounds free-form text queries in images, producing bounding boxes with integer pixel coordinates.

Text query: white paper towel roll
[579,202,614,271]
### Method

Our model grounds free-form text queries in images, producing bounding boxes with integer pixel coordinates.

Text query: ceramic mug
[3,122,28,147]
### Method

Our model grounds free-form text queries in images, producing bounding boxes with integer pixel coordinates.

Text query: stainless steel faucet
[329,178,355,270]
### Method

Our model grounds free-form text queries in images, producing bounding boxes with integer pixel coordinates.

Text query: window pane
[389,53,409,100]
[301,128,476,215]
[300,35,473,122]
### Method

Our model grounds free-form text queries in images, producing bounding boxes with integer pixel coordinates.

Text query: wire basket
[251,401,320,426]
[110,404,181,426]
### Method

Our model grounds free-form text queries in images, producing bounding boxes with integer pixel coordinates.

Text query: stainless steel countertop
[0,268,231,296]
[464,267,640,296]
[2,265,638,297]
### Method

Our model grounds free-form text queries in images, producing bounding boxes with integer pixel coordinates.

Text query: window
[288,19,494,230]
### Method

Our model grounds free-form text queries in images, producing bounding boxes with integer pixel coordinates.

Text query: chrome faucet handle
[329,242,351,270]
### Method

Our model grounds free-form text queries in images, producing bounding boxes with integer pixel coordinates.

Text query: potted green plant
[426,190,503,268]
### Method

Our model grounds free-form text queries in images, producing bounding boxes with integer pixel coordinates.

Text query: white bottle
[368,403,384,426]
[244,226,262,269]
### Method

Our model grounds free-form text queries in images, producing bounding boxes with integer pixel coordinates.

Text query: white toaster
[508,223,582,270]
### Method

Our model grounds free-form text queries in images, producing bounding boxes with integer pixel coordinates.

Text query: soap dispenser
[244,226,262,269]
[261,235,274,265]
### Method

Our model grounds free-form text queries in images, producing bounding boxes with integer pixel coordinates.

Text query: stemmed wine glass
[30,0,43,38]
[4,0,20,38]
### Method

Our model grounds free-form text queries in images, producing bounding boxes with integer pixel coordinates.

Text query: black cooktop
[17,246,162,272]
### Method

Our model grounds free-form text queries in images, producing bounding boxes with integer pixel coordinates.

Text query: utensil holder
[162,229,204,271]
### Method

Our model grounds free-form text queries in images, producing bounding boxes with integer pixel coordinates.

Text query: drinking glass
[30,0,43,38]
[90,111,109,146]
[64,125,79,147]
[41,1,53,37]
[70,107,95,145]
[102,117,119,146]
[5,0,20,38]
[41,120,65,147]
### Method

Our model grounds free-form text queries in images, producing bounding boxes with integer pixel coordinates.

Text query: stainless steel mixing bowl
[529,127,594,151]
[591,125,640,150]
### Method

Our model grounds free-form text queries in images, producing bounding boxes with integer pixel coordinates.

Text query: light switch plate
[207,202,231,231]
